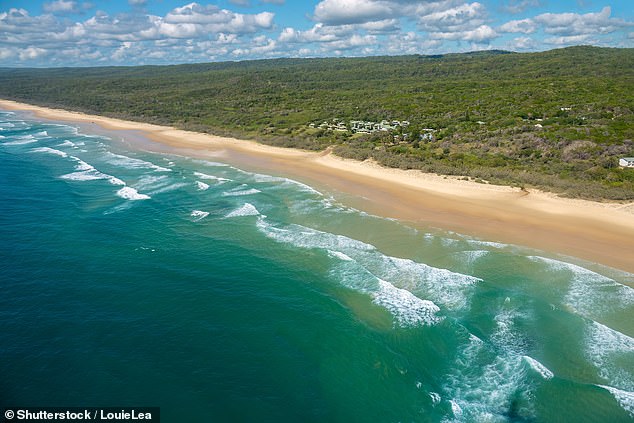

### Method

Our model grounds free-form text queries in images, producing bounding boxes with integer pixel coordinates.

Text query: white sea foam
[31,147,68,157]
[250,172,323,196]
[193,171,231,183]
[328,250,354,261]
[490,307,532,355]
[285,179,323,196]
[599,385,634,417]
[195,181,210,191]
[256,219,479,311]
[147,183,188,196]
[107,175,126,186]
[225,203,262,218]
[466,239,511,249]
[370,255,480,311]
[133,175,170,191]
[441,303,542,423]
[33,130,49,137]
[444,348,532,422]
[57,140,76,148]
[3,136,37,145]
[191,210,210,221]
[319,196,363,214]
[453,250,489,265]
[251,173,287,183]
[373,279,443,327]
[255,218,460,327]
[429,392,441,405]
[586,321,634,391]
[256,220,373,253]
[193,159,229,167]
[60,156,126,186]
[528,256,634,319]
[105,152,171,172]
[450,400,463,418]
[222,187,261,197]
[72,159,94,172]
[60,172,106,182]
[522,355,554,380]
[61,155,146,200]
[116,187,150,201]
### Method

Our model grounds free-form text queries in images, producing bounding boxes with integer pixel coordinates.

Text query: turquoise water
[0,110,633,422]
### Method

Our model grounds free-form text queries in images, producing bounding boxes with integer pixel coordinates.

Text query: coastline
[2,98,634,273]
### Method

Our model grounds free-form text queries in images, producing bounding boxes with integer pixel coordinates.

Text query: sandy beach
[2,98,634,273]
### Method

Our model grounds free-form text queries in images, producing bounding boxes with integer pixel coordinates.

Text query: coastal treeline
[1,46,633,199]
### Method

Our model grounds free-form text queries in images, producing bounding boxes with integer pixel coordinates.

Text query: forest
[1,45,633,199]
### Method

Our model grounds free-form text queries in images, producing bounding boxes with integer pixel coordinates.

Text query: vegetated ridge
[1,45,633,200]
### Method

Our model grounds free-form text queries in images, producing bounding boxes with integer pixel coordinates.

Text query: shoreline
[2,98,634,273]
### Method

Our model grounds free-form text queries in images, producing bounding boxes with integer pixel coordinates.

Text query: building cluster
[349,120,410,134]
[309,119,410,134]
[619,157,634,168]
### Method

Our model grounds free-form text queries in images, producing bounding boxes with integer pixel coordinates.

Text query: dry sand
[2,99,633,273]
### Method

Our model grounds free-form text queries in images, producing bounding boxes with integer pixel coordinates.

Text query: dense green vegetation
[1,46,634,199]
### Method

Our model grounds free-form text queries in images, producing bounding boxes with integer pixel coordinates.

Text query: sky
[1,0,633,67]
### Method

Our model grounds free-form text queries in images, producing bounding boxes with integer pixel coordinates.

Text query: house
[619,157,634,168]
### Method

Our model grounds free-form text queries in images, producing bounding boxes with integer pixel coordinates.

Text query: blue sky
[1,0,633,66]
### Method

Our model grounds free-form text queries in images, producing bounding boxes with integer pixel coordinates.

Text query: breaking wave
[226,203,262,218]
[105,152,171,172]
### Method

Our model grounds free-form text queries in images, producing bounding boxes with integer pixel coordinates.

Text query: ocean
[1,110,633,422]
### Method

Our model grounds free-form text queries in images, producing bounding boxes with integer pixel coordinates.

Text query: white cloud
[312,0,469,27]
[314,0,393,26]
[1,0,632,66]
[499,6,633,42]
[430,24,497,42]
[156,22,200,38]
[0,3,284,65]
[43,0,92,14]
[534,6,631,36]
[82,12,155,41]
[417,2,497,43]
[508,36,537,50]
[217,33,239,44]
[280,23,360,43]
[0,48,15,60]
[359,19,400,33]
[19,46,48,60]
[502,0,541,14]
[544,34,592,45]
[230,0,251,7]
[384,31,443,54]
[328,33,377,50]
[0,8,66,43]
[499,18,536,34]
[418,2,487,33]
[44,0,78,13]
[164,3,274,33]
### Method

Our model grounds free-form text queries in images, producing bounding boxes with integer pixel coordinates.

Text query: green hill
[1,46,633,199]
